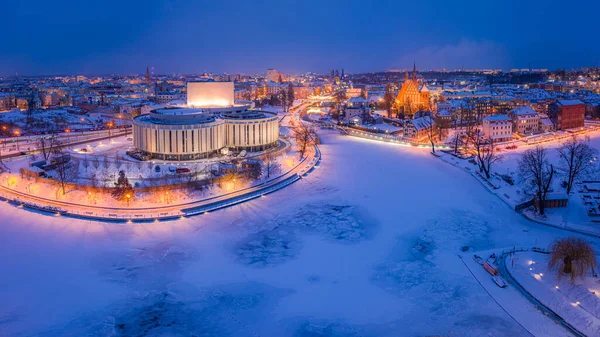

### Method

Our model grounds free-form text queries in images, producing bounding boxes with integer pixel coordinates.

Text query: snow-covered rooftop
[557,99,584,106]
[509,106,537,116]
[484,114,511,122]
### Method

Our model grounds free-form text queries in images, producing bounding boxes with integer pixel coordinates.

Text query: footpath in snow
[507,251,600,336]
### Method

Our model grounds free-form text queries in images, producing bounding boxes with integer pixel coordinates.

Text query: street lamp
[126,193,131,206]
[14,130,20,151]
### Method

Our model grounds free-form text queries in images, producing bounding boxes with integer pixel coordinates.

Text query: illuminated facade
[395,64,430,117]
[133,108,279,161]
[132,82,279,161]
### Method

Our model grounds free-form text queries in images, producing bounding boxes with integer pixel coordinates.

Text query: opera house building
[132,81,279,161]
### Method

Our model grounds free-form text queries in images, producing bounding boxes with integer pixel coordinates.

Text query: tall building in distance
[395,64,430,117]
[266,69,284,82]
[145,66,151,85]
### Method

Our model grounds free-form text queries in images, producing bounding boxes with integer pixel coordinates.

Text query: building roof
[484,114,511,122]
[546,192,569,200]
[437,109,452,117]
[410,116,435,131]
[557,99,584,106]
[348,97,367,103]
[509,106,538,116]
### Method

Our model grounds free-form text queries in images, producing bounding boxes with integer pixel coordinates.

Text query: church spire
[145,66,151,84]
[412,62,417,81]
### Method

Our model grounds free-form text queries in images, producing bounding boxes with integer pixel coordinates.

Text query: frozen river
[0,130,594,336]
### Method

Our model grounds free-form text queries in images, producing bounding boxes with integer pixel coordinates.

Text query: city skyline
[3,0,600,76]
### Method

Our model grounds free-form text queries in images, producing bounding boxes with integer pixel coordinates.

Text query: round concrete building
[132,103,279,161]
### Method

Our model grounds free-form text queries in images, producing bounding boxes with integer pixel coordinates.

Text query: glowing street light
[125,193,131,206]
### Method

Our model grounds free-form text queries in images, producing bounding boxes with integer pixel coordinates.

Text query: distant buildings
[482,114,512,142]
[548,100,585,130]
[345,88,362,98]
[266,69,284,83]
[0,93,14,111]
[155,92,181,104]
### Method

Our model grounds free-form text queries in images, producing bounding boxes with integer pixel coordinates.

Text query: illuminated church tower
[145,66,151,85]
[395,63,430,117]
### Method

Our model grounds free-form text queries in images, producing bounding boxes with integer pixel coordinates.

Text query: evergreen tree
[112,170,134,204]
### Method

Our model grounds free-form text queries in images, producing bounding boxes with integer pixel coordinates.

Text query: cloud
[394,39,510,70]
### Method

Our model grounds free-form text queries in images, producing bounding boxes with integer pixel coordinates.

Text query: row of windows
[135,121,278,155]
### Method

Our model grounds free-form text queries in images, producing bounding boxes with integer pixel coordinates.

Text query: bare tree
[382,84,396,118]
[92,155,100,170]
[518,146,554,216]
[549,237,597,283]
[450,132,463,154]
[263,152,282,179]
[557,136,597,194]
[471,130,501,179]
[52,145,77,195]
[422,116,438,153]
[240,159,262,181]
[102,155,110,170]
[37,134,59,162]
[292,122,318,159]
[462,105,476,150]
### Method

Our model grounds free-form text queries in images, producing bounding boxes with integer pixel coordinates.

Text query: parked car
[176,168,190,174]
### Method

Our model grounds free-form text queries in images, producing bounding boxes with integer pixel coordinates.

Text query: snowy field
[1,130,599,336]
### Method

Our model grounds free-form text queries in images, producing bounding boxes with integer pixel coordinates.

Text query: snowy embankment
[460,249,574,337]
[507,251,600,337]
[436,135,600,237]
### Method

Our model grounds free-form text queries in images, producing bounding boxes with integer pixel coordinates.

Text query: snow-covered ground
[508,251,600,336]
[1,130,599,336]
[0,109,96,133]
[438,131,600,234]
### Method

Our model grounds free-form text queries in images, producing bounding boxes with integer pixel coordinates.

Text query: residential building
[0,94,14,111]
[585,102,600,119]
[344,97,369,121]
[434,109,453,129]
[482,114,512,142]
[508,106,539,134]
[155,92,180,104]
[548,100,585,130]
[403,116,438,143]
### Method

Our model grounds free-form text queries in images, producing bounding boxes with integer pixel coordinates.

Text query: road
[0,128,131,160]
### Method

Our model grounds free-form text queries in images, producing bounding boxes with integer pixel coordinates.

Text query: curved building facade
[132,106,279,161]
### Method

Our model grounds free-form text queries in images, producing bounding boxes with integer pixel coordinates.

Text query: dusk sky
[3,0,600,76]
